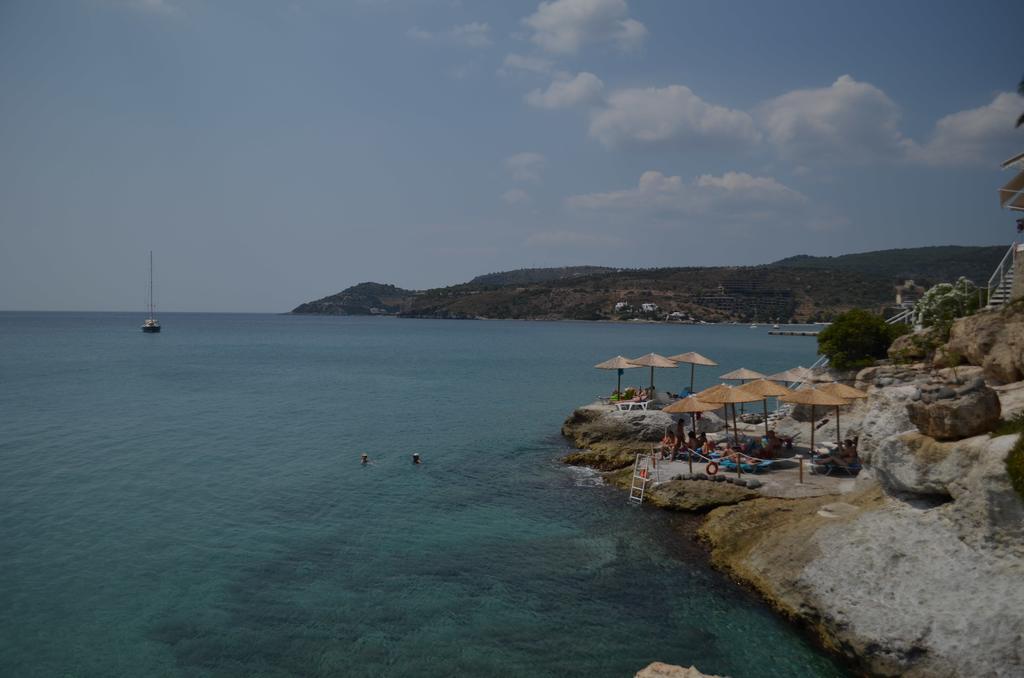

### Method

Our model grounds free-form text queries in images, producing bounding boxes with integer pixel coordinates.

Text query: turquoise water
[0,313,844,677]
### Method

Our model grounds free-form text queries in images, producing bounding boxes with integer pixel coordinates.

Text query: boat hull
[141,324,161,333]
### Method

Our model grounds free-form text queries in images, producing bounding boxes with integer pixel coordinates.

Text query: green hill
[291,282,414,315]
[292,245,1008,322]
[769,245,1006,286]
[469,266,618,286]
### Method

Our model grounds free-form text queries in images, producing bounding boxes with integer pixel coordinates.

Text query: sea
[0,312,846,678]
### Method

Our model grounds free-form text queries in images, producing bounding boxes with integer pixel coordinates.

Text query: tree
[817,309,908,370]
[914,277,981,340]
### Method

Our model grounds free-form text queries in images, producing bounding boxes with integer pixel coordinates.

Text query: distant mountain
[469,266,618,286]
[769,245,1007,286]
[292,245,1009,322]
[291,282,414,315]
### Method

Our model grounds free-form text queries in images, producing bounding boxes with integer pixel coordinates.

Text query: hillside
[291,282,414,315]
[769,245,1006,286]
[469,266,618,286]
[291,245,1006,322]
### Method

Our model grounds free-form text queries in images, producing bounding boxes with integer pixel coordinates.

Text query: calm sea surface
[0,313,845,677]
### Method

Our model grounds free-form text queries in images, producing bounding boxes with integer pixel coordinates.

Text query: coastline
[561,351,1024,676]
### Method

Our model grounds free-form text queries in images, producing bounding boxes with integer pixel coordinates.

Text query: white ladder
[628,452,657,505]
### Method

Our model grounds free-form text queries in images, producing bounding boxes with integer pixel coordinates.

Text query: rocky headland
[290,246,1006,323]
[564,304,1024,676]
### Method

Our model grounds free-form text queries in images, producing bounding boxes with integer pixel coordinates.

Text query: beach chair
[822,460,861,476]
[720,458,774,474]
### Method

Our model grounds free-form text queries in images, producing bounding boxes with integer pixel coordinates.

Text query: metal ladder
[628,452,657,505]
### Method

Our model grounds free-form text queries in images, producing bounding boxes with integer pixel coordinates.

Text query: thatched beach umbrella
[818,382,869,446]
[765,366,813,385]
[594,355,640,395]
[720,367,766,413]
[698,385,762,445]
[628,353,677,392]
[779,387,849,452]
[695,383,734,424]
[738,379,790,435]
[663,395,721,432]
[667,351,718,394]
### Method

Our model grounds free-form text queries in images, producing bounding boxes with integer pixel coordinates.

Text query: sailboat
[141,251,161,333]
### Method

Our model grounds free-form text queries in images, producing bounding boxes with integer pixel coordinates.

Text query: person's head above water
[360,453,369,464]
[412,453,421,464]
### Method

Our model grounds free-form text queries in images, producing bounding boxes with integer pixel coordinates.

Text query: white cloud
[567,170,806,216]
[447,62,481,80]
[502,188,532,205]
[589,85,760,148]
[506,152,547,182]
[523,0,647,54]
[909,92,1020,166]
[526,72,604,109]
[407,22,492,48]
[757,75,912,163]
[499,53,554,76]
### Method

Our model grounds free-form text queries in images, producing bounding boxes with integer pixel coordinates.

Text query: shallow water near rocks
[0,313,846,677]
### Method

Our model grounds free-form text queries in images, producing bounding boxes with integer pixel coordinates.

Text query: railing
[769,354,830,417]
[788,354,830,391]
[885,307,915,325]
[987,241,1018,307]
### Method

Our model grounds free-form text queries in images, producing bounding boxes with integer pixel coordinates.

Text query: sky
[1,0,1022,312]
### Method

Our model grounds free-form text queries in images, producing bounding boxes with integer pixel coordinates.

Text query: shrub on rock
[818,309,908,370]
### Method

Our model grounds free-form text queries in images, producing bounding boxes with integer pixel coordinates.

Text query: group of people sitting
[658,421,714,460]
[811,437,860,473]
[659,425,791,465]
[720,429,787,465]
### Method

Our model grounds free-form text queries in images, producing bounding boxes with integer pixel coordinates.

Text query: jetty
[768,329,818,336]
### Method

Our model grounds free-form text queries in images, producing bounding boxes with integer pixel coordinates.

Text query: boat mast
[149,250,155,320]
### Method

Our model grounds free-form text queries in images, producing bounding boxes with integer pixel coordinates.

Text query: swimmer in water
[412,453,421,464]
[360,453,369,465]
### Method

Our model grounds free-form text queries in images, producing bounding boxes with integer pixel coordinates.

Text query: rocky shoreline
[564,306,1024,677]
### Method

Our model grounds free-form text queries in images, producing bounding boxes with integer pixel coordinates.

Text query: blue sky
[1,0,1022,311]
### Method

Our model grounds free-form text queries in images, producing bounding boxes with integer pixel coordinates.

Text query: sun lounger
[821,460,861,476]
[719,458,774,473]
[615,401,650,412]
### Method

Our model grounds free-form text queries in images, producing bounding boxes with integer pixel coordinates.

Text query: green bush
[992,412,1024,438]
[914,277,981,340]
[817,309,909,370]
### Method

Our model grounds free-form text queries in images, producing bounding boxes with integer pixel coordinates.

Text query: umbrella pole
[650,366,654,393]
[689,364,695,394]
[810,404,815,453]
[763,399,769,436]
[616,370,621,396]
[836,406,841,447]
[732,404,739,445]
[733,404,742,477]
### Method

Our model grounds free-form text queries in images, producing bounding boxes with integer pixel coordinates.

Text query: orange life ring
[706,462,719,476]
